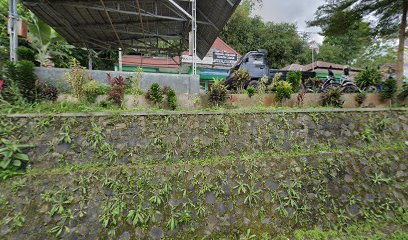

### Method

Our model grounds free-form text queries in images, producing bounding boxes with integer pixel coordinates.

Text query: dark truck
[225,50,316,90]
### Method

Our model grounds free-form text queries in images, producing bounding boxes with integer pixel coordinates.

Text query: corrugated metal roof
[22,0,241,59]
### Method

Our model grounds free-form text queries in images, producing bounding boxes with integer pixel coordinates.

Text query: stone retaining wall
[1,109,407,170]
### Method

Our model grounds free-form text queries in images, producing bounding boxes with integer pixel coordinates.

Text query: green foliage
[286,71,302,93]
[355,91,367,105]
[231,68,250,91]
[83,80,100,103]
[398,82,408,101]
[321,87,343,108]
[16,46,36,62]
[220,1,311,68]
[381,77,398,100]
[65,59,90,101]
[0,139,31,179]
[275,81,293,102]
[246,87,256,98]
[355,68,382,89]
[304,77,324,93]
[100,198,126,228]
[208,79,228,107]
[145,83,163,107]
[166,88,177,110]
[125,67,144,95]
[15,60,37,103]
[1,61,37,103]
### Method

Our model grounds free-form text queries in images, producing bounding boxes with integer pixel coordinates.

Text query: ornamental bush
[286,71,302,93]
[380,77,397,100]
[355,68,381,89]
[321,87,344,108]
[275,81,293,103]
[145,83,163,107]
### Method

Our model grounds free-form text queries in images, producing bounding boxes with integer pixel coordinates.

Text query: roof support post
[8,0,18,62]
[119,48,123,72]
[166,0,198,75]
[192,0,197,75]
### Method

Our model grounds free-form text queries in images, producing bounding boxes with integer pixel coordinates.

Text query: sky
[255,0,325,43]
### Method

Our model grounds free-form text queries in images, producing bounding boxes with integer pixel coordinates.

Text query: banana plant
[27,12,72,67]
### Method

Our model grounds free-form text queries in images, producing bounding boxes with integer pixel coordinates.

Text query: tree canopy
[220,0,311,69]
[309,0,407,88]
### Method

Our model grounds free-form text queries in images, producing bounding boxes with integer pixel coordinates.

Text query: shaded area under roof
[22,0,241,59]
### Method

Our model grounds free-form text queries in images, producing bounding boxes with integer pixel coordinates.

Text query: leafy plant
[0,139,31,176]
[15,60,37,103]
[304,77,324,92]
[321,87,343,108]
[208,79,228,107]
[125,67,144,95]
[380,77,397,100]
[145,83,163,107]
[246,87,256,98]
[398,82,408,101]
[107,74,125,107]
[355,68,382,89]
[231,68,250,92]
[65,59,90,101]
[361,128,376,142]
[286,71,302,92]
[83,80,100,103]
[166,88,177,110]
[127,208,148,227]
[275,81,293,103]
[355,91,367,106]
[35,80,59,102]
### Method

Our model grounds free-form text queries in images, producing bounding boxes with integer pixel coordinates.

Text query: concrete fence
[34,67,200,94]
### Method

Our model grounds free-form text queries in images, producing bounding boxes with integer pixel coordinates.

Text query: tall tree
[316,20,372,65]
[221,0,311,68]
[310,0,408,89]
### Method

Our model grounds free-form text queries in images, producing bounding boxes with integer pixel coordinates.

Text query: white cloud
[255,0,325,43]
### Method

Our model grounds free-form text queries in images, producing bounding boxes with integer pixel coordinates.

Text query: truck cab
[228,50,269,80]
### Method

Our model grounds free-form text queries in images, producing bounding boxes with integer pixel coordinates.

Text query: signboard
[213,52,237,66]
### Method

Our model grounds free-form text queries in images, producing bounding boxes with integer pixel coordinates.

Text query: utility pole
[8,0,18,62]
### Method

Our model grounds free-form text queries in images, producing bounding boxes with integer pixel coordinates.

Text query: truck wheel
[247,80,259,90]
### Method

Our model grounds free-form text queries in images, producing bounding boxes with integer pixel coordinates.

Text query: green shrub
[321,87,343,108]
[208,79,228,107]
[16,46,36,62]
[145,83,163,107]
[246,87,256,98]
[275,81,293,103]
[398,83,408,101]
[83,80,100,103]
[15,60,37,103]
[166,88,177,110]
[355,68,381,89]
[355,91,367,106]
[1,62,21,103]
[231,68,250,92]
[380,77,397,100]
[286,71,302,92]
[65,60,90,101]
[124,68,144,95]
